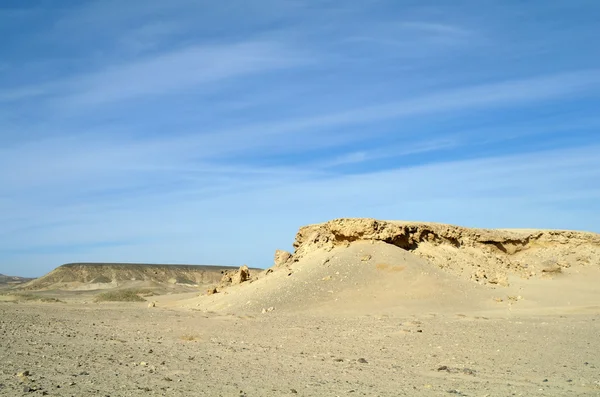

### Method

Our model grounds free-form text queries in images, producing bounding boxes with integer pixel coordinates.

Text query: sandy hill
[187,218,600,315]
[22,263,259,291]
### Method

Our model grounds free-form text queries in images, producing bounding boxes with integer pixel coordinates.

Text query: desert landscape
[1,218,600,396]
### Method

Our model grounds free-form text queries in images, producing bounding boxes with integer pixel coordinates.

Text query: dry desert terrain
[1,219,600,396]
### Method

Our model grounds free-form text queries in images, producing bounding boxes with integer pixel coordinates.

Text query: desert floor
[1,300,599,397]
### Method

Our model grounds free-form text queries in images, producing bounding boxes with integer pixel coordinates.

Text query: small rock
[274,250,292,267]
[140,362,148,366]
[23,385,32,393]
[361,255,372,262]
[232,265,250,284]
[357,358,368,364]
[148,301,156,308]
[290,389,298,394]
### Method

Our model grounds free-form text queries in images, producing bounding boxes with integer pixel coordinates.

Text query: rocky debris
[541,260,563,274]
[437,365,476,376]
[488,273,509,287]
[207,287,218,295]
[360,255,372,262]
[147,301,156,308]
[261,307,275,314]
[447,389,467,396]
[220,265,251,286]
[357,358,368,364]
[274,250,292,268]
[232,265,250,284]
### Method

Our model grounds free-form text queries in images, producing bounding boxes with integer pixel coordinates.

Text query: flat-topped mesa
[22,263,255,291]
[287,218,600,285]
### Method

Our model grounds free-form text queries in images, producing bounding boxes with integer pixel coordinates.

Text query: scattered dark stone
[164,377,173,382]
[543,379,548,382]
[291,389,298,394]
[334,358,344,362]
[584,362,589,365]
[23,385,31,393]
[148,349,153,353]
[79,371,89,376]
[357,358,368,364]
[447,390,466,396]
[437,366,476,376]
[416,329,423,333]
[567,379,572,382]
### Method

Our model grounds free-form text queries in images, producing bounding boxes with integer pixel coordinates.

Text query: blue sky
[1,0,599,277]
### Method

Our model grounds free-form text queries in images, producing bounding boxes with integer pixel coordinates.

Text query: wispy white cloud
[61,40,306,106]
[317,139,458,168]
[398,21,473,37]
[1,69,597,195]
[177,69,600,151]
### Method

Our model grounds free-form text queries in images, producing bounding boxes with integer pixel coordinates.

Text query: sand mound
[193,240,491,314]
[190,218,600,315]
[22,263,256,291]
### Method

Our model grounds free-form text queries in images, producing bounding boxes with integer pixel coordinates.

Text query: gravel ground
[1,302,600,396]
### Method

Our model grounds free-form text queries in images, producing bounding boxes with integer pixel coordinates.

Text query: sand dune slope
[191,241,493,314]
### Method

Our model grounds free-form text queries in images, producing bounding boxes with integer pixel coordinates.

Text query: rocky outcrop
[285,218,600,286]
[212,265,253,294]
[274,250,292,268]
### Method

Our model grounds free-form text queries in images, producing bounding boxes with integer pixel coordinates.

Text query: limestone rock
[274,250,292,267]
[232,265,250,285]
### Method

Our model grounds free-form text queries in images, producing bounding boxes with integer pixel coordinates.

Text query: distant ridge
[0,273,34,289]
[22,262,260,291]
